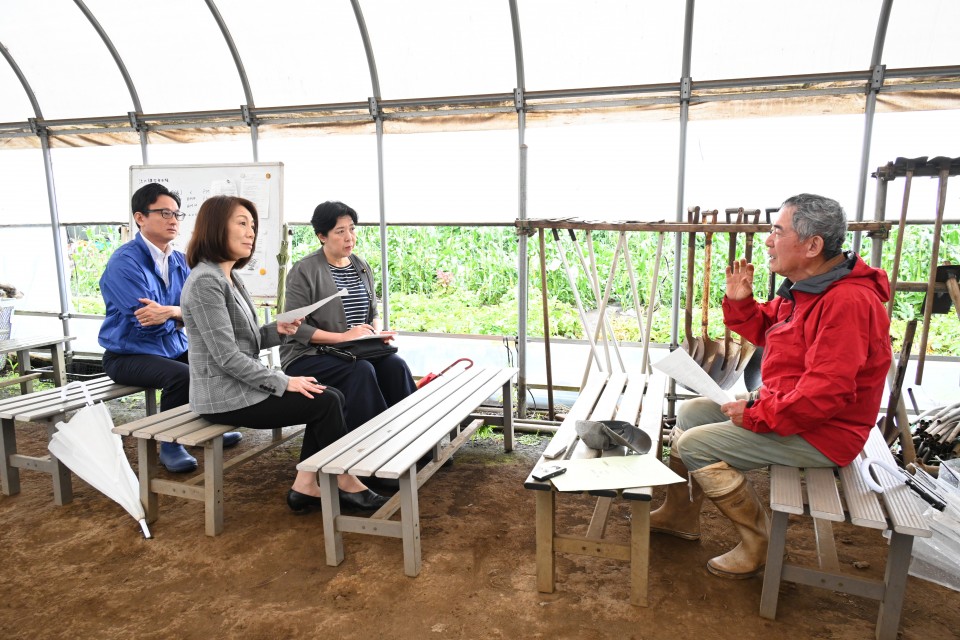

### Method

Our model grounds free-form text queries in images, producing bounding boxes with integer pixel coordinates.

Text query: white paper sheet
[548,455,684,492]
[276,289,346,323]
[652,347,735,405]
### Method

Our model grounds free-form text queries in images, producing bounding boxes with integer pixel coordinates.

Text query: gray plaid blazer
[180,260,287,414]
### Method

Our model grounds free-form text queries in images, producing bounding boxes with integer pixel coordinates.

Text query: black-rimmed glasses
[143,208,186,221]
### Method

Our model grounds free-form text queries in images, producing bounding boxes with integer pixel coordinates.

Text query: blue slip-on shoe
[222,431,243,448]
[159,442,198,473]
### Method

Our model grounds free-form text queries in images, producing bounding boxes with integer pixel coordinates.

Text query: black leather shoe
[286,489,322,513]
[338,488,388,511]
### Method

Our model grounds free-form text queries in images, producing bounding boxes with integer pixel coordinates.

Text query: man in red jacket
[651,193,892,579]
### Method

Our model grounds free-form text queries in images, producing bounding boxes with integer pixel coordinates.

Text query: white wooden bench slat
[614,372,645,426]
[348,367,503,477]
[112,405,195,436]
[153,418,218,443]
[805,467,845,522]
[564,373,626,461]
[376,367,517,478]
[839,457,888,529]
[176,423,236,447]
[769,464,805,514]
[297,369,468,475]
[762,425,933,639]
[0,335,71,352]
[862,428,932,537]
[540,373,609,460]
[12,385,148,422]
[527,371,666,607]
[312,365,517,577]
[0,375,120,418]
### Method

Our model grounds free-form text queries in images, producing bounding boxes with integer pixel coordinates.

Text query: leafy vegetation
[60,222,960,356]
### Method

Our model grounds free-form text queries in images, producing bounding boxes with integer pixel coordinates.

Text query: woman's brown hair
[186,195,258,269]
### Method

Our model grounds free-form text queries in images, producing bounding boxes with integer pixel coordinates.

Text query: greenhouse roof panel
[81,0,247,115]
[0,0,134,120]
[214,0,374,107]
[361,0,518,99]
[691,0,878,80]
[884,0,960,69]
[519,0,685,90]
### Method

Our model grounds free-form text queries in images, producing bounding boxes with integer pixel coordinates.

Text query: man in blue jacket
[99,183,241,472]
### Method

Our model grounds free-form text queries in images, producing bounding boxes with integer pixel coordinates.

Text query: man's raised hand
[725,258,754,301]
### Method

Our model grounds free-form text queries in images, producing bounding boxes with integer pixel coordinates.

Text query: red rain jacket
[723,253,892,466]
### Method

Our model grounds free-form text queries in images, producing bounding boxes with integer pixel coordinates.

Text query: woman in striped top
[280,201,416,434]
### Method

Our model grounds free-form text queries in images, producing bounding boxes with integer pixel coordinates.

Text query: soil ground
[0,389,957,640]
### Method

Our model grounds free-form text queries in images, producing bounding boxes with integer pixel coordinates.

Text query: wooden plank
[614,373,645,428]
[637,371,667,451]
[0,376,120,417]
[177,424,234,447]
[806,467,845,522]
[862,428,932,537]
[0,335,73,352]
[112,405,194,436]
[150,418,215,443]
[769,465,804,515]
[0,372,42,389]
[14,383,147,422]
[535,490,556,593]
[372,369,511,478]
[541,373,609,460]
[630,499,650,607]
[813,518,840,570]
[554,535,631,561]
[839,457,888,530]
[297,368,468,474]
[586,496,614,539]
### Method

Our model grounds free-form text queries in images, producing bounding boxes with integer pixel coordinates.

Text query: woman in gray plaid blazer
[180,195,387,512]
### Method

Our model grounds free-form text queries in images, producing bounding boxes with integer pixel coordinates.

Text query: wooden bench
[761,426,933,640]
[0,375,156,504]
[297,365,518,577]
[0,334,74,394]
[112,406,305,536]
[523,370,668,606]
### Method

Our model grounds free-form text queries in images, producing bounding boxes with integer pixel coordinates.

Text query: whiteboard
[129,163,284,300]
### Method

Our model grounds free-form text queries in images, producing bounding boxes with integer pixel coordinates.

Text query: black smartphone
[532,464,567,482]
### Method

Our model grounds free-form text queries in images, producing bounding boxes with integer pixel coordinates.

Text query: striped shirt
[329,263,370,327]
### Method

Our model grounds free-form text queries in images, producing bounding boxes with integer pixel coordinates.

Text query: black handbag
[317,338,398,362]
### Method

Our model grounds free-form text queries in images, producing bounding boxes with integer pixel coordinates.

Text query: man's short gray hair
[781,193,847,259]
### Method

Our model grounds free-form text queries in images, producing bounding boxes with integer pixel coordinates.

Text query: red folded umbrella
[416,358,473,389]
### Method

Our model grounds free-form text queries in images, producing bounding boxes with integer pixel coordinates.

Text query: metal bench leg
[876,532,914,640]
[202,438,224,536]
[760,510,789,619]
[0,416,20,496]
[629,499,650,607]
[47,423,73,505]
[535,490,556,593]
[399,466,422,577]
[319,472,344,566]
[502,379,514,453]
[138,438,159,524]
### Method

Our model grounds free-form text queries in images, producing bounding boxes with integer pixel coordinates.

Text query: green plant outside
[61,223,960,356]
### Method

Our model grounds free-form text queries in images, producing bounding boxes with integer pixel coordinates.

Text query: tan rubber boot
[691,461,769,579]
[649,455,704,540]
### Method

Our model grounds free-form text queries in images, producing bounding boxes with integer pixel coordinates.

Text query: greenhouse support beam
[74,0,148,160]
[204,0,258,161]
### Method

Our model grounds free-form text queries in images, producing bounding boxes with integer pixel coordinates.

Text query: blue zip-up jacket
[98,233,190,357]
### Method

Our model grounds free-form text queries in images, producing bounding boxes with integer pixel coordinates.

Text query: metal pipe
[537,228,555,420]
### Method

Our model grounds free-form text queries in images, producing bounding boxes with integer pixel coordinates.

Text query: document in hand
[276,288,347,323]
[652,348,735,406]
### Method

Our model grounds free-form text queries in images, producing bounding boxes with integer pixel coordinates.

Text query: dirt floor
[1,390,958,640]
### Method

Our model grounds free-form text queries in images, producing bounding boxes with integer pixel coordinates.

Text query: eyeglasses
[143,208,186,221]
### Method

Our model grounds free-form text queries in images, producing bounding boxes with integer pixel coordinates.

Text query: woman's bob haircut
[186,195,258,270]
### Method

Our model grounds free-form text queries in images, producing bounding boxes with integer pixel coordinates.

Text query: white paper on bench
[550,454,683,492]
